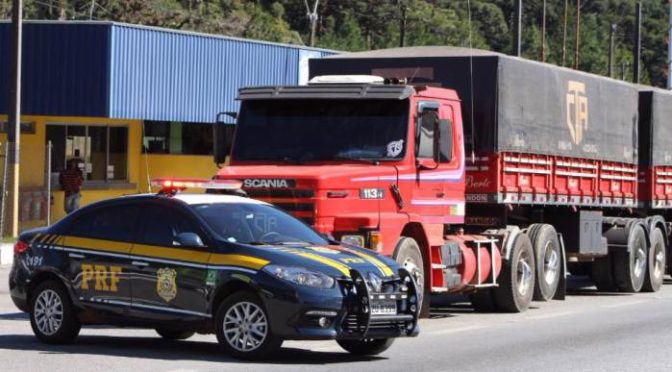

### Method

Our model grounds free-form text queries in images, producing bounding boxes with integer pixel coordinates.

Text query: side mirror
[175,232,205,247]
[214,112,237,165]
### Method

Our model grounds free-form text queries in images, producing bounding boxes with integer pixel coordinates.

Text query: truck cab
[214,76,471,312]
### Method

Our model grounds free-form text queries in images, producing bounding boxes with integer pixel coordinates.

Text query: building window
[143,121,213,155]
[46,124,128,182]
[0,121,36,134]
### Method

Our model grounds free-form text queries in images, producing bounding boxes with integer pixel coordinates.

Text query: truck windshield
[232,99,409,162]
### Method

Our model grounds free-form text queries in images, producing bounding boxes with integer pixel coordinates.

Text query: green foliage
[0,0,670,87]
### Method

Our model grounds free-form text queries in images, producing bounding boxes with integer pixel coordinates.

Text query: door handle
[68,253,85,259]
[132,261,149,267]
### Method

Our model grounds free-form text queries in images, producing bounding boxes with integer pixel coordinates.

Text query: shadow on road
[0,312,28,321]
[0,335,382,365]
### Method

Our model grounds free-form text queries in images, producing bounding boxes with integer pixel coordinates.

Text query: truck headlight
[341,234,365,247]
[264,265,335,288]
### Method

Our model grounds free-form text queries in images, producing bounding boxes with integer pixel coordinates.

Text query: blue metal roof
[0,21,336,122]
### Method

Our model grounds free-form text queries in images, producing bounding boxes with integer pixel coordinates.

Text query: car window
[68,204,140,242]
[140,205,202,247]
[191,202,327,245]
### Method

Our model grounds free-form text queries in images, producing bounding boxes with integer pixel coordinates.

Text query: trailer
[213,46,669,316]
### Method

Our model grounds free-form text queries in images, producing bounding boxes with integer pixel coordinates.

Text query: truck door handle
[132,261,149,267]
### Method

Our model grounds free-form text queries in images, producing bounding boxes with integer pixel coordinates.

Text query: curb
[1,243,14,266]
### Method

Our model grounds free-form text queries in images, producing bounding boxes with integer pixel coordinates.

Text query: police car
[9,179,419,359]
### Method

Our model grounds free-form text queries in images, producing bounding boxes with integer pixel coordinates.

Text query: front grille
[343,313,411,332]
[244,189,315,198]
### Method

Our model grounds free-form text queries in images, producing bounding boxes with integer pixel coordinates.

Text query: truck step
[431,263,447,269]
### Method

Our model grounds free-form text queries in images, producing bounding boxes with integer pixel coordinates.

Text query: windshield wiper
[331,155,380,165]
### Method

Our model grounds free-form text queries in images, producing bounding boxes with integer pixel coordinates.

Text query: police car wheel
[155,328,195,340]
[337,338,395,356]
[215,291,282,360]
[30,281,81,344]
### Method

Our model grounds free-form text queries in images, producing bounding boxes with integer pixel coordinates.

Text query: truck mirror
[214,112,237,165]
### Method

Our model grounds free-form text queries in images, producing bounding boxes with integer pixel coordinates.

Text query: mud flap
[553,233,568,300]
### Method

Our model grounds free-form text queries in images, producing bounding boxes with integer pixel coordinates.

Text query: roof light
[151,178,243,194]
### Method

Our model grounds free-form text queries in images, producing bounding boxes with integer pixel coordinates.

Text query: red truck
[212,47,670,316]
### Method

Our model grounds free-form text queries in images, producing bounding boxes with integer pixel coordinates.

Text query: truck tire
[337,338,395,356]
[469,289,497,312]
[613,225,648,293]
[155,328,195,340]
[642,228,666,292]
[591,255,617,292]
[215,291,282,360]
[492,233,535,312]
[528,224,561,301]
[29,280,81,344]
[394,237,429,318]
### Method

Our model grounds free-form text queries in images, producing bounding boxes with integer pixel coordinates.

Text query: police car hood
[255,243,399,279]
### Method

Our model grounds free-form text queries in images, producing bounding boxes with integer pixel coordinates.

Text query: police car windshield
[191,202,327,246]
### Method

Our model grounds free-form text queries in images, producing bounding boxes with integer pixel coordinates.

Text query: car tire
[492,233,535,313]
[614,226,648,293]
[337,338,395,356]
[29,280,81,344]
[394,237,429,318]
[528,224,561,301]
[215,291,282,360]
[642,228,666,293]
[156,328,195,340]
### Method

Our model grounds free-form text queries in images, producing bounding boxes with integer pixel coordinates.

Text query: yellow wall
[0,115,219,232]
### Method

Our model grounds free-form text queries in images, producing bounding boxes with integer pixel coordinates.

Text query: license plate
[370,301,397,315]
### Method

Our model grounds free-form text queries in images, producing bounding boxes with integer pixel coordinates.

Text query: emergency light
[151,178,243,194]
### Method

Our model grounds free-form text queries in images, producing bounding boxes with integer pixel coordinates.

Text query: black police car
[9,179,419,359]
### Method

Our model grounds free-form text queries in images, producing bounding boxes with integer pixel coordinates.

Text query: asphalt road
[2,265,672,372]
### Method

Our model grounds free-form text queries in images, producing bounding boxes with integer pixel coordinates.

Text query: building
[0,21,334,230]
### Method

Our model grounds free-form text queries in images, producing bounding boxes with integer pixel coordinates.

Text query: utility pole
[304,0,320,47]
[5,0,22,237]
[634,1,642,84]
[574,0,581,70]
[562,0,568,66]
[513,0,522,56]
[541,0,547,62]
[609,23,617,78]
[668,0,672,89]
[399,2,407,48]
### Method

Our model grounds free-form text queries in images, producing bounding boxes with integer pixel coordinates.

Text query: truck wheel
[492,233,535,312]
[614,226,648,293]
[215,291,282,360]
[469,289,497,312]
[642,228,666,292]
[30,280,81,344]
[591,256,617,292]
[155,328,195,340]
[394,237,429,318]
[337,338,395,356]
[528,224,561,301]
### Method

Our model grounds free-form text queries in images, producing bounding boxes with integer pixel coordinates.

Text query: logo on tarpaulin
[156,268,177,302]
[566,80,589,145]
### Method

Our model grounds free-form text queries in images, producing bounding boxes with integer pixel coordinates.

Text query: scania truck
[211,47,671,316]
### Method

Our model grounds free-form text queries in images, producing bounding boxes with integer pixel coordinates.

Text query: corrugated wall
[108,24,334,123]
[0,23,110,117]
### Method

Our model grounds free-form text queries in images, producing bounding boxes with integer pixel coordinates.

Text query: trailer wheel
[613,225,648,293]
[528,224,561,301]
[591,255,617,292]
[394,237,429,318]
[642,228,666,292]
[492,233,535,312]
[469,289,497,312]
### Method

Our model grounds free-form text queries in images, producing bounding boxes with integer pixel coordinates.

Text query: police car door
[129,201,210,321]
[62,203,138,316]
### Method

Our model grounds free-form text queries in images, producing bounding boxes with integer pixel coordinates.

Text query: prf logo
[566,80,589,145]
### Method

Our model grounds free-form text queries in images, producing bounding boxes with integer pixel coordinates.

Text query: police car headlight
[264,265,335,289]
